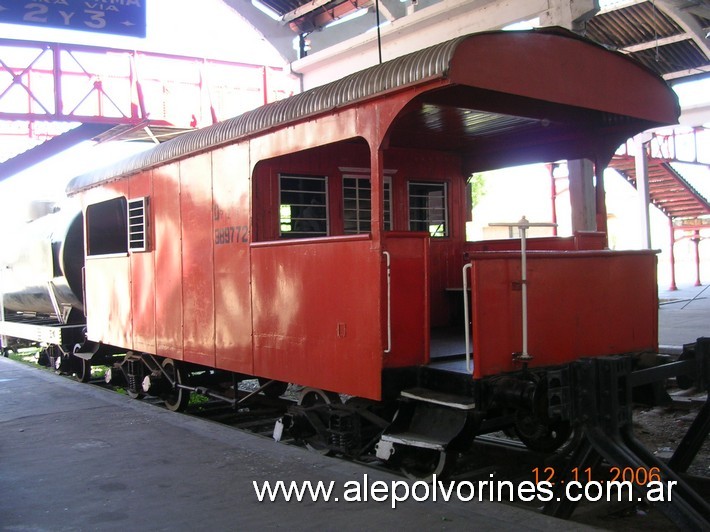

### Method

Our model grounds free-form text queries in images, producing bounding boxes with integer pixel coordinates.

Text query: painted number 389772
[215,226,248,245]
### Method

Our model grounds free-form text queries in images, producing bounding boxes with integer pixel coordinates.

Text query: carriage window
[343,176,391,234]
[279,174,328,238]
[408,182,448,237]
[86,197,128,256]
[128,197,149,252]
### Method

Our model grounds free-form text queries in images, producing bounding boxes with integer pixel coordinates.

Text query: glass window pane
[86,197,128,256]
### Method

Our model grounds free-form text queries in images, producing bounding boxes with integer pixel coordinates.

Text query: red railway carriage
[60,27,685,479]
[7,27,710,526]
[68,28,676,400]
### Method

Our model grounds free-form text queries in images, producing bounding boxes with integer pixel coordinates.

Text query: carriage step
[379,431,447,450]
[400,387,476,410]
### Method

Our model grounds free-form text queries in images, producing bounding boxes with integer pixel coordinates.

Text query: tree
[469,172,486,209]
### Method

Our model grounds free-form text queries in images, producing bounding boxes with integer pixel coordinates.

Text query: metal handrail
[488,216,556,361]
[383,251,392,354]
[462,263,472,373]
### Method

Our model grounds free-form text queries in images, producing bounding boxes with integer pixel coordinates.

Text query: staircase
[609,154,710,220]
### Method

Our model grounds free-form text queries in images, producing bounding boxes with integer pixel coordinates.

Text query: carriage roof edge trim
[65,27,678,196]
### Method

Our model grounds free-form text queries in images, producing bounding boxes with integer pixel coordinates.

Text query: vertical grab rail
[488,216,556,361]
[383,251,392,354]
[462,263,472,373]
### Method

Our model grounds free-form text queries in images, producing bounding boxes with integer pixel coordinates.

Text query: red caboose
[67,28,678,468]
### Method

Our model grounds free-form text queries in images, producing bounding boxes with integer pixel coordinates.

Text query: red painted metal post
[370,146,384,246]
[595,161,608,241]
[669,219,678,291]
[129,53,146,121]
[693,229,702,286]
[204,60,218,125]
[548,163,558,236]
[262,66,268,106]
[673,129,677,160]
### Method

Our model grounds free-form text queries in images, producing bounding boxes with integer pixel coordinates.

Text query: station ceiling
[587,0,710,82]
[223,0,710,84]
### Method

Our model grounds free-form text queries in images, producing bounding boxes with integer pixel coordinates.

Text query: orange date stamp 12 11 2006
[532,466,662,485]
[531,466,677,503]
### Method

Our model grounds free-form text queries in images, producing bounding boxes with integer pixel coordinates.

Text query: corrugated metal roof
[632,39,709,77]
[585,0,710,80]
[258,0,303,16]
[587,2,683,48]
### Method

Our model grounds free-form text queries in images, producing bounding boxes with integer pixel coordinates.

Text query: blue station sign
[0,1,147,38]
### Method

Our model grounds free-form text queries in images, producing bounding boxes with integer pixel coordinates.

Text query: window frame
[278,173,329,239]
[408,181,449,238]
[86,197,130,258]
[341,170,392,235]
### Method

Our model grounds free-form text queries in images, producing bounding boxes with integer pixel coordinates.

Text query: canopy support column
[568,158,597,233]
[670,220,678,291]
[634,134,653,250]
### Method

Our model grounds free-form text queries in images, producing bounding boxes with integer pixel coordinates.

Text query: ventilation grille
[128,197,149,252]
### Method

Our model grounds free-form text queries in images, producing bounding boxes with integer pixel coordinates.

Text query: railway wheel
[297,388,341,454]
[513,410,572,453]
[126,388,145,400]
[124,356,146,400]
[162,358,190,412]
[72,344,92,383]
[37,348,50,367]
[52,350,71,374]
[398,447,456,481]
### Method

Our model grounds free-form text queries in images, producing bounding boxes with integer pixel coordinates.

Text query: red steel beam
[0,38,291,127]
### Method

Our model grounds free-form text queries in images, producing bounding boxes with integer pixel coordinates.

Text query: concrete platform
[1,283,706,531]
[0,358,583,531]
[658,283,710,351]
